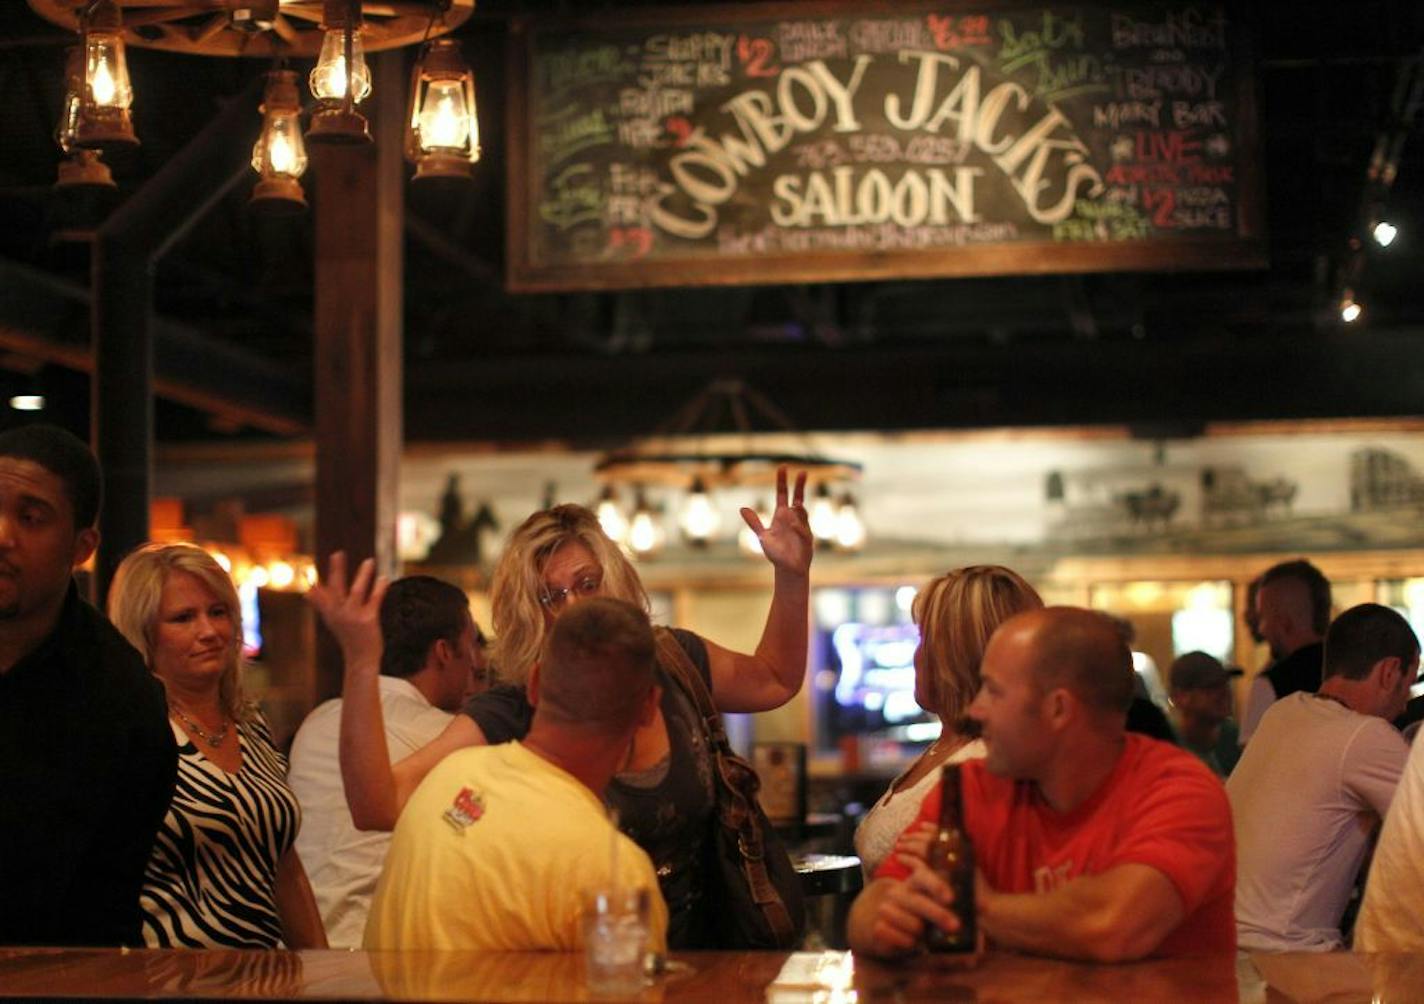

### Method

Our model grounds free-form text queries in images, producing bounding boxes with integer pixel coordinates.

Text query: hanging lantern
[307,0,371,144]
[679,475,720,547]
[250,69,308,215]
[404,37,481,181]
[54,46,115,191]
[595,485,629,545]
[74,0,138,150]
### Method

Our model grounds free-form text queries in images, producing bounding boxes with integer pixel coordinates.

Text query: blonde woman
[313,468,813,948]
[108,543,326,949]
[854,566,1042,876]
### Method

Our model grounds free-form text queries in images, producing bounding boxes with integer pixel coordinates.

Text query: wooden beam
[0,259,308,436]
[312,51,405,702]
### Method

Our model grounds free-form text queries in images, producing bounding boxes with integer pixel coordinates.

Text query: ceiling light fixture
[405,37,481,181]
[250,69,308,214]
[593,378,863,558]
[74,0,137,150]
[1373,220,1399,247]
[54,45,116,191]
[307,0,372,144]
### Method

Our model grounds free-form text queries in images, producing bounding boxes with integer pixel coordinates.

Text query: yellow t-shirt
[365,741,668,951]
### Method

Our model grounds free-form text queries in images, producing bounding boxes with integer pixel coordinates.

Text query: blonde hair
[913,565,1042,726]
[490,504,647,683]
[107,541,250,722]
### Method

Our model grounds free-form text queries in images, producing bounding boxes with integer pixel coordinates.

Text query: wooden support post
[312,51,405,702]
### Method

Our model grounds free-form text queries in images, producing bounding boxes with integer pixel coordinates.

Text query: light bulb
[835,496,867,551]
[90,58,115,106]
[595,489,628,544]
[311,28,371,103]
[679,477,720,545]
[268,560,295,590]
[268,130,295,175]
[419,80,470,150]
[1374,221,1398,247]
[628,511,661,555]
[809,483,838,542]
[8,395,44,412]
[1341,299,1363,323]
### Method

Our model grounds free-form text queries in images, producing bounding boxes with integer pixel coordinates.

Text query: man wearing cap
[1167,652,1240,778]
[1229,603,1415,952]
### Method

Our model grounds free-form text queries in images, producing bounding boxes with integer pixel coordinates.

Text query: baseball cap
[1169,651,1237,691]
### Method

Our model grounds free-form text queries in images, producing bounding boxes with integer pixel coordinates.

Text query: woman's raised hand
[740,466,813,576]
[305,551,388,668]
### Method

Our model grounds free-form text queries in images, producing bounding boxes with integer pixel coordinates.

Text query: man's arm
[847,860,960,958]
[979,863,1184,963]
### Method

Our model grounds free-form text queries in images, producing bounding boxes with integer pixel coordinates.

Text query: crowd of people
[4,422,1424,964]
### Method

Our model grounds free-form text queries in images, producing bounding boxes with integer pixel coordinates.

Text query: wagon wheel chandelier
[30,0,479,209]
[592,379,867,558]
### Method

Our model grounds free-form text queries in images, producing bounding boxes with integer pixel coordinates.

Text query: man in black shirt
[1239,559,1330,746]
[0,425,175,946]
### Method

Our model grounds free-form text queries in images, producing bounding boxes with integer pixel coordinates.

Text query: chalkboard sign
[506,2,1264,292]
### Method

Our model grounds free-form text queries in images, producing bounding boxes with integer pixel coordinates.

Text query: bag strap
[654,629,798,944]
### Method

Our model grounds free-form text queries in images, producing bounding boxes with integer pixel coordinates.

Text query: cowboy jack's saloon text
[646,50,1104,239]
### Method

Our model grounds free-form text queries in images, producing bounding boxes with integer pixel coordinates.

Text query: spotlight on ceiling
[1373,221,1399,248]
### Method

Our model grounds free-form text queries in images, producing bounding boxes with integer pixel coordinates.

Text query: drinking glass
[581,887,650,996]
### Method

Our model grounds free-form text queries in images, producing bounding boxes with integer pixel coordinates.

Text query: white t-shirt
[1356,729,1424,951]
[853,739,985,878]
[1227,692,1407,952]
[288,676,454,948]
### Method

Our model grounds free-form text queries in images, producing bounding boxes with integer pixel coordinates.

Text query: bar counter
[3,946,1424,1003]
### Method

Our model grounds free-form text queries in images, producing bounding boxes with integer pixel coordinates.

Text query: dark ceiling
[2,2,1423,447]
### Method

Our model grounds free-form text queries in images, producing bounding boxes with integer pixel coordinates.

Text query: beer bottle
[924,763,976,953]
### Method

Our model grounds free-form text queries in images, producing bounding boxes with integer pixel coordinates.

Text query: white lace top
[853,739,986,879]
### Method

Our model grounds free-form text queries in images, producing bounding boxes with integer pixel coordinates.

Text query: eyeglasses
[538,574,602,610]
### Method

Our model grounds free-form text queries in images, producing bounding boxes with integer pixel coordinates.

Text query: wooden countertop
[1,946,1421,1002]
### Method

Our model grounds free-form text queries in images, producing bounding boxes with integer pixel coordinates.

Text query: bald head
[996,607,1136,716]
[534,597,656,734]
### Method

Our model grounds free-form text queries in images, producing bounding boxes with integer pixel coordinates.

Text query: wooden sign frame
[506,1,1266,292]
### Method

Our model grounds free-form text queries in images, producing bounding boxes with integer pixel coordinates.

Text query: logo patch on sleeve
[443,786,486,834]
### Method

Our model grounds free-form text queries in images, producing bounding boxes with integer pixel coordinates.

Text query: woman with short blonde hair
[109,542,325,949]
[489,504,648,685]
[855,565,1042,876]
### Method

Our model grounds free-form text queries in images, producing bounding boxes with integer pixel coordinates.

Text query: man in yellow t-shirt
[365,597,668,951]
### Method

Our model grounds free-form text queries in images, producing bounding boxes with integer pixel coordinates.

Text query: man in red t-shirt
[847,607,1235,962]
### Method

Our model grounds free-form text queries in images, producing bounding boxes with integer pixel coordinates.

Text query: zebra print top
[139,710,301,948]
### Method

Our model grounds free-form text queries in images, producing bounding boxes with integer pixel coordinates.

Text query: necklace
[171,705,231,747]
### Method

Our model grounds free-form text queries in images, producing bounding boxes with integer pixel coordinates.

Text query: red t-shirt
[876,733,1235,956]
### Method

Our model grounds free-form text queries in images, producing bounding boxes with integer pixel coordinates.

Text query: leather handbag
[655,629,806,949]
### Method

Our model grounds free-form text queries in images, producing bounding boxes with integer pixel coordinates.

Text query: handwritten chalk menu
[506,2,1264,291]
